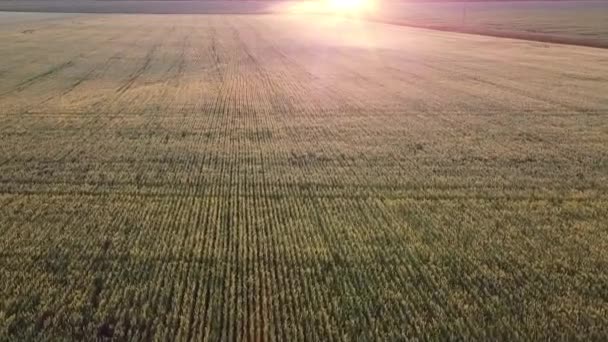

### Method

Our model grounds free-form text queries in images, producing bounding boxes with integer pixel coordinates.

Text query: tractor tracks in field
[0,23,125,102]
[169,32,190,85]
[115,44,158,95]
[0,28,153,177]
[43,33,128,103]
[103,24,197,117]
[0,30,128,117]
[209,26,224,83]
[0,61,74,98]
[59,51,123,98]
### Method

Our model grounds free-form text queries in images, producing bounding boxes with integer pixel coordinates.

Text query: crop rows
[1,13,607,340]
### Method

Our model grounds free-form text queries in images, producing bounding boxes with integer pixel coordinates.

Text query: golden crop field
[1,12,608,340]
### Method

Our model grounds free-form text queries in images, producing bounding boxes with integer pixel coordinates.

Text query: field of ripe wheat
[1,12,607,340]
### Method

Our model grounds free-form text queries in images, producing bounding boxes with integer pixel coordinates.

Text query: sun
[325,0,376,15]
[278,0,377,16]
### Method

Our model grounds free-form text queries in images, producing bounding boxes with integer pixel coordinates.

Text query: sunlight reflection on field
[274,0,378,16]
[265,12,425,53]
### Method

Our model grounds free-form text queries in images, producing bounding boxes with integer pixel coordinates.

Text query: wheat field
[1,12,608,340]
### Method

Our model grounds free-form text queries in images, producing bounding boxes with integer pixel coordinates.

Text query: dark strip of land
[371,18,608,49]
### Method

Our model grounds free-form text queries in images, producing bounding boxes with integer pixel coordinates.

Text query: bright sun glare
[284,0,377,16]
[326,0,375,14]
